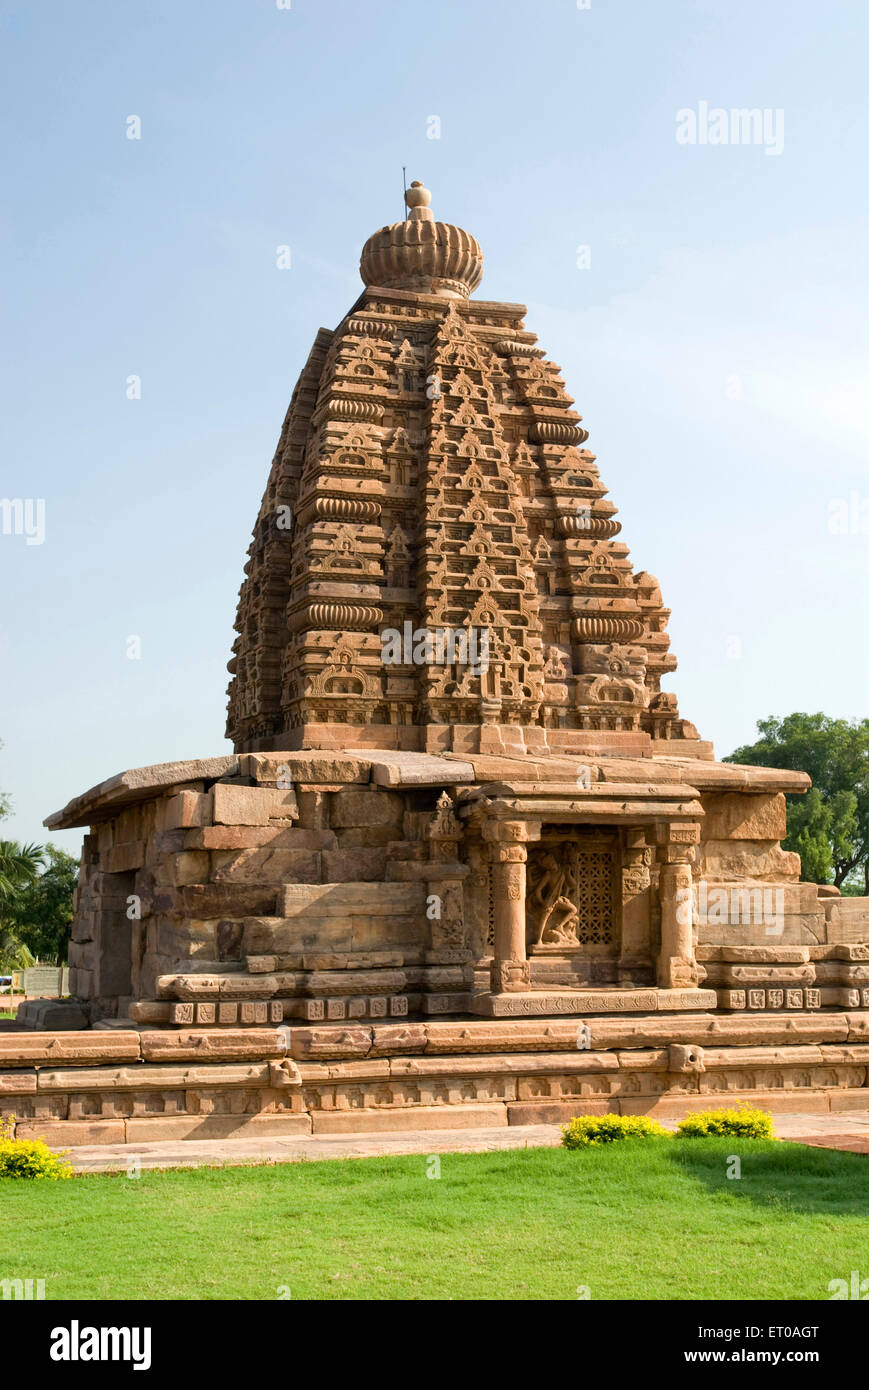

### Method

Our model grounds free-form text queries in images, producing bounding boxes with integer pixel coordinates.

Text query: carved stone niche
[526,826,621,959]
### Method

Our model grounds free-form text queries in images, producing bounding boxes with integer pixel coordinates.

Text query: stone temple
[11,182,869,1146]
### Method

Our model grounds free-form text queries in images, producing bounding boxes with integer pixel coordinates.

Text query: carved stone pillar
[655,823,701,988]
[483,820,540,993]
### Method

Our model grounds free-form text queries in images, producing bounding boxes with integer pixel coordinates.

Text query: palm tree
[0,842,45,974]
[0,841,44,901]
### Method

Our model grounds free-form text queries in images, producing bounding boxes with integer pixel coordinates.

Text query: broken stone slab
[138,1029,287,1063]
[35,1062,273,1091]
[0,1032,142,1067]
[368,1024,428,1057]
[696,945,811,963]
[241,752,372,785]
[44,756,239,830]
[470,988,717,1017]
[297,1058,391,1082]
[288,1026,373,1060]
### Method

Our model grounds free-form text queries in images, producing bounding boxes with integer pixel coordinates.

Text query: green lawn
[2,1139,868,1300]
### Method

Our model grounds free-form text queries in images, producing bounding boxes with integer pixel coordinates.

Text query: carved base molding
[8,1017,869,1144]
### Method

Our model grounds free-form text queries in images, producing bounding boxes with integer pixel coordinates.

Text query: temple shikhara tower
[225,179,688,757]
[19,183,869,1147]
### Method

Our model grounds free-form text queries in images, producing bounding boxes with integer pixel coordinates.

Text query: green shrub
[0,1116,72,1179]
[561,1114,670,1149]
[674,1106,775,1140]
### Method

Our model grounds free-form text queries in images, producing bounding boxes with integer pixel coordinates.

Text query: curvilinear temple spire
[226,181,700,756]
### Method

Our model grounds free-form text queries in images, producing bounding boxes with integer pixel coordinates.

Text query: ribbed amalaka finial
[359,178,483,299]
[405,179,433,220]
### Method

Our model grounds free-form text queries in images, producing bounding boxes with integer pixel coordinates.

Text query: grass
[1,1139,868,1300]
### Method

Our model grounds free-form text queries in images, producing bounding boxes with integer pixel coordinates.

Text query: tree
[2,845,78,965]
[726,714,869,891]
[0,841,44,902]
[0,840,46,971]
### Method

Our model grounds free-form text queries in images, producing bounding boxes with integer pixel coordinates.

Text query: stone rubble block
[368,1024,428,1056]
[424,1020,584,1053]
[103,841,146,874]
[304,969,407,998]
[163,790,213,829]
[281,882,425,916]
[15,999,91,1031]
[702,792,787,841]
[697,944,812,963]
[247,950,405,973]
[0,1070,37,1094]
[138,1029,287,1062]
[176,884,278,918]
[328,789,405,830]
[212,783,299,827]
[210,848,320,884]
[297,1058,391,1082]
[321,848,388,881]
[288,1026,373,1060]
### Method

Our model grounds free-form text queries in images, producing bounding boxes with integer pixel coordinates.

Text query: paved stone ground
[52,1111,869,1173]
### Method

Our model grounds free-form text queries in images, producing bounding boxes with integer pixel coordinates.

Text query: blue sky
[1,0,867,855]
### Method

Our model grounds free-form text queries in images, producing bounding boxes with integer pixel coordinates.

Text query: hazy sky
[2,0,867,856]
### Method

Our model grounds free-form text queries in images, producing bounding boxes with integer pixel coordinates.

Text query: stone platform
[50,1111,869,1173]
[7,1012,869,1147]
